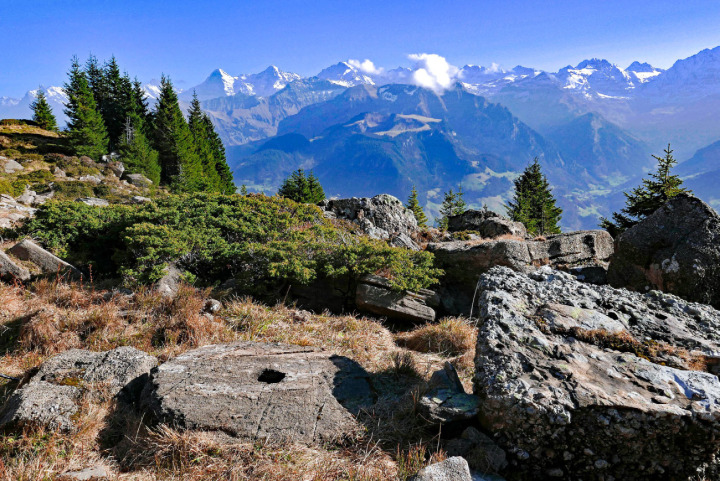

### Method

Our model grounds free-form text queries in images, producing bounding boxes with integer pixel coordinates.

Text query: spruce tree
[438,189,456,230]
[85,55,106,108]
[278,169,325,203]
[30,89,58,131]
[600,144,689,237]
[152,75,203,191]
[188,92,219,191]
[64,57,108,160]
[101,56,129,149]
[202,114,235,193]
[118,108,161,184]
[506,158,562,236]
[453,187,467,215]
[406,186,428,227]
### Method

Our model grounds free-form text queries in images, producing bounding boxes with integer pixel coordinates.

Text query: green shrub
[22,193,442,296]
[52,181,96,201]
[0,119,39,127]
[0,178,23,197]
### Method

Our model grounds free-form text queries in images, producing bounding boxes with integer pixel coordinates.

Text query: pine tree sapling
[600,144,690,237]
[30,89,58,131]
[406,186,428,227]
[506,158,562,236]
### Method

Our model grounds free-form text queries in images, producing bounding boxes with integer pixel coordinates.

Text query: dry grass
[396,317,476,357]
[0,278,459,480]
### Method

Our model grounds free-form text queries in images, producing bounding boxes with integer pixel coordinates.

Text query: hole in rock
[258,369,286,384]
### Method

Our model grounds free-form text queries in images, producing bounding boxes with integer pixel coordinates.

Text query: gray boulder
[8,239,81,278]
[78,174,102,184]
[106,161,125,178]
[2,158,24,174]
[408,457,473,481]
[447,209,526,239]
[418,362,480,424]
[155,264,182,297]
[474,266,720,480]
[0,250,30,281]
[0,347,157,431]
[608,194,720,308]
[446,427,508,474]
[322,194,419,245]
[428,230,613,315]
[125,173,153,188]
[355,274,436,323]
[76,197,109,207]
[140,341,375,444]
[0,193,36,229]
[17,188,36,205]
[130,195,151,204]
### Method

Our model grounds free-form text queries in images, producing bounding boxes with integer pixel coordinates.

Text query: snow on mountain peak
[317,61,376,87]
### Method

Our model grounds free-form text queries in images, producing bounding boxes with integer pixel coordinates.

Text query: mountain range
[2,47,720,228]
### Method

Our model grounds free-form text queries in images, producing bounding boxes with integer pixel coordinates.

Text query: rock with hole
[140,341,375,444]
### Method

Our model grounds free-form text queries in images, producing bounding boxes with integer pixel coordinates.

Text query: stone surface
[419,362,481,424]
[79,174,102,184]
[408,457,473,481]
[155,264,182,297]
[131,195,151,204]
[447,209,527,239]
[446,427,508,474]
[141,342,374,444]
[322,194,419,244]
[76,197,110,207]
[59,465,110,480]
[0,347,157,431]
[17,188,36,205]
[2,158,24,174]
[428,230,613,315]
[204,298,222,313]
[0,193,36,229]
[125,173,153,188]
[0,250,30,281]
[106,161,125,178]
[8,239,80,277]
[608,194,720,308]
[355,274,436,322]
[474,266,720,480]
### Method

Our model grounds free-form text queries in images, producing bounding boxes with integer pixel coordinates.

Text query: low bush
[22,193,442,297]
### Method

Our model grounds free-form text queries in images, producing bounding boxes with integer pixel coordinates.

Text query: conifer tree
[30,89,57,131]
[406,186,428,227]
[453,187,467,215]
[101,56,129,149]
[64,57,108,160]
[152,75,203,191]
[202,114,235,193]
[437,188,467,229]
[278,169,325,203]
[118,108,161,184]
[600,144,689,237]
[506,158,562,236]
[85,55,105,108]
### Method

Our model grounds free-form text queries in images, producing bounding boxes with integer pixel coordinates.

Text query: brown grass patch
[396,317,476,357]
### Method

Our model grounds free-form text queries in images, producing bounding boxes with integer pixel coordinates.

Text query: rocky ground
[2,128,720,480]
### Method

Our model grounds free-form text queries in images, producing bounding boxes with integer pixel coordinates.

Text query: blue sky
[2,0,720,96]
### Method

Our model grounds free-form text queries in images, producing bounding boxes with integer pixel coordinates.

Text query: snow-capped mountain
[0,86,68,124]
[316,62,376,87]
[181,66,301,101]
[638,46,720,100]
[459,64,540,95]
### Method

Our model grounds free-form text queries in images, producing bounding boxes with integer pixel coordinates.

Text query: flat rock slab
[0,250,30,281]
[409,457,473,481]
[141,341,375,444]
[474,266,720,480]
[356,275,436,323]
[0,347,156,431]
[8,239,81,277]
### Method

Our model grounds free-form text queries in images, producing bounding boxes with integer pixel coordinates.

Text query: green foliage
[64,56,108,161]
[277,169,325,204]
[405,186,428,227]
[600,144,690,237]
[506,158,562,236]
[30,90,58,132]
[22,194,441,296]
[437,187,466,230]
[118,111,161,184]
[152,76,204,191]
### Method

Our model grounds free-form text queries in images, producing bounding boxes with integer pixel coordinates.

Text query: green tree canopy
[63,56,108,160]
[30,89,57,131]
[405,185,428,227]
[506,158,562,236]
[437,187,467,229]
[152,75,203,191]
[278,169,325,204]
[600,144,690,237]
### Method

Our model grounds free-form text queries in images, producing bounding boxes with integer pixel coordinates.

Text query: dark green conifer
[278,169,325,203]
[30,89,58,131]
[406,186,428,227]
[64,57,108,160]
[506,158,562,236]
[600,144,690,237]
[152,75,203,191]
[437,188,467,229]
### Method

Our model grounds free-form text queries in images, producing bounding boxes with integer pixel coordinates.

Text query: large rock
[322,194,419,247]
[0,193,36,229]
[418,362,480,424]
[408,457,473,481]
[474,266,720,480]
[76,197,109,207]
[140,342,375,444]
[125,173,153,188]
[8,239,81,278]
[0,250,30,281]
[355,274,436,323]
[608,194,720,308]
[447,209,527,239]
[2,158,24,174]
[0,347,157,431]
[428,230,613,315]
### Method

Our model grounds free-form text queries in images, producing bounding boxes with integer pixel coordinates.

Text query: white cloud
[407,53,459,92]
[348,59,383,75]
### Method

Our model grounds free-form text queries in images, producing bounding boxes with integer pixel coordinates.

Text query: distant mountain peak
[626,61,655,72]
